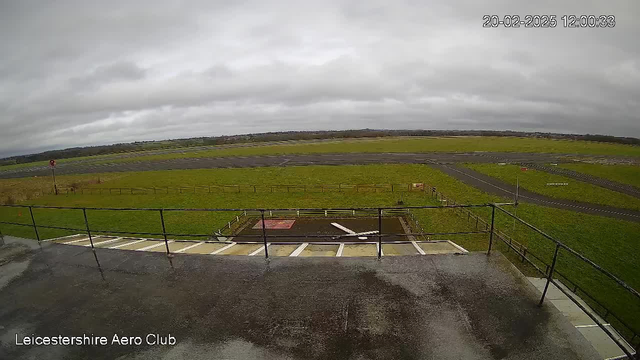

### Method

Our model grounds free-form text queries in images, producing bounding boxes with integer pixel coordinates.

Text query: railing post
[159,209,170,255]
[377,208,382,259]
[487,205,496,255]
[28,206,40,244]
[261,210,269,259]
[539,244,561,306]
[82,208,94,249]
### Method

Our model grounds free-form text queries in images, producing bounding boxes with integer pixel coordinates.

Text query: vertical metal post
[377,208,382,259]
[28,206,40,244]
[261,210,269,259]
[159,209,170,255]
[487,205,496,255]
[51,167,58,195]
[82,208,94,249]
[539,244,561,306]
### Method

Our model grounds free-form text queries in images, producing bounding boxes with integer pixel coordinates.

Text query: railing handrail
[0,203,493,211]
[494,204,640,301]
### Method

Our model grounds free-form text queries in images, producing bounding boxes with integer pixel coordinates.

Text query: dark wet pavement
[0,151,614,179]
[431,163,640,222]
[0,237,600,359]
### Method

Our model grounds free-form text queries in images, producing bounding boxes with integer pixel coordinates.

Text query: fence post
[260,210,269,259]
[82,208,94,249]
[487,205,496,255]
[539,244,561,306]
[159,209,170,256]
[377,208,382,259]
[28,206,40,244]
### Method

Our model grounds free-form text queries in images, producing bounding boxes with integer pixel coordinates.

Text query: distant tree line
[2,129,638,165]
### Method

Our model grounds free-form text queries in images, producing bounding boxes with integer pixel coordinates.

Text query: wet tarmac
[0,237,600,360]
[0,151,625,179]
[431,164,640,223]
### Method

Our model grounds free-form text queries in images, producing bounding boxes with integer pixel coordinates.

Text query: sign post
[49,159,58,195]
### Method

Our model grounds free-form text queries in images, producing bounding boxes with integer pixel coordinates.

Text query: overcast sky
[0,0,639,157]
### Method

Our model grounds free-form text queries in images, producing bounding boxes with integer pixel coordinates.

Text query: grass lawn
[559,163,640,188]
[0,173,123,204]
[92,136,640,165]
[4,136,639,172]
[0,163,638,340]
[465,163,640,211]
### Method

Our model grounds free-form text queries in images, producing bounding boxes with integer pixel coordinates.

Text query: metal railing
[490,205,639,359]
[43,183,429,196]
[0,202,638,358]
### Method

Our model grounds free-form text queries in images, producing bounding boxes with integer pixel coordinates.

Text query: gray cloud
[0,0,639,157]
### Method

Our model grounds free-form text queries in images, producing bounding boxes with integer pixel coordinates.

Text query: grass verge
[465,163,640,211]
[0,164,638,342]
[559,163,640,189]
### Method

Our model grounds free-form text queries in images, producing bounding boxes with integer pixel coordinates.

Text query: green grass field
[90,136,640,165]
[464,163,640,211]
[1,163,639,341]
[559,163,640,188]
[3,136,640,172]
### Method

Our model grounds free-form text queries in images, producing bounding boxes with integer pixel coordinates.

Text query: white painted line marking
[249,244,269,256]
[210,242,236,255]
[412,241,426,255]
[137,241,172,251]
[331,222,356,234]
[175,242,204,253]
[575,324,610,328]
[44,234,82,242]
[290,243,308,257]
[377,243,384,256]
[63,237,90,244]
[109,239,146,249]
[447,240,469,254]
[336,243,345,257]
[86,237,122,247]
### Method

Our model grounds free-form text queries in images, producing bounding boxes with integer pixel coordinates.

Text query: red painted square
[252,219,296,230]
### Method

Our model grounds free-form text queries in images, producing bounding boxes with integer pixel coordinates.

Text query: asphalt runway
[0,151,622,179]
[430,164,640,223]
[518,162,640,199]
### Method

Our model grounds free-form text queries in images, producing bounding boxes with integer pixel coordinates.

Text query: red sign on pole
[49,159,56,168]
